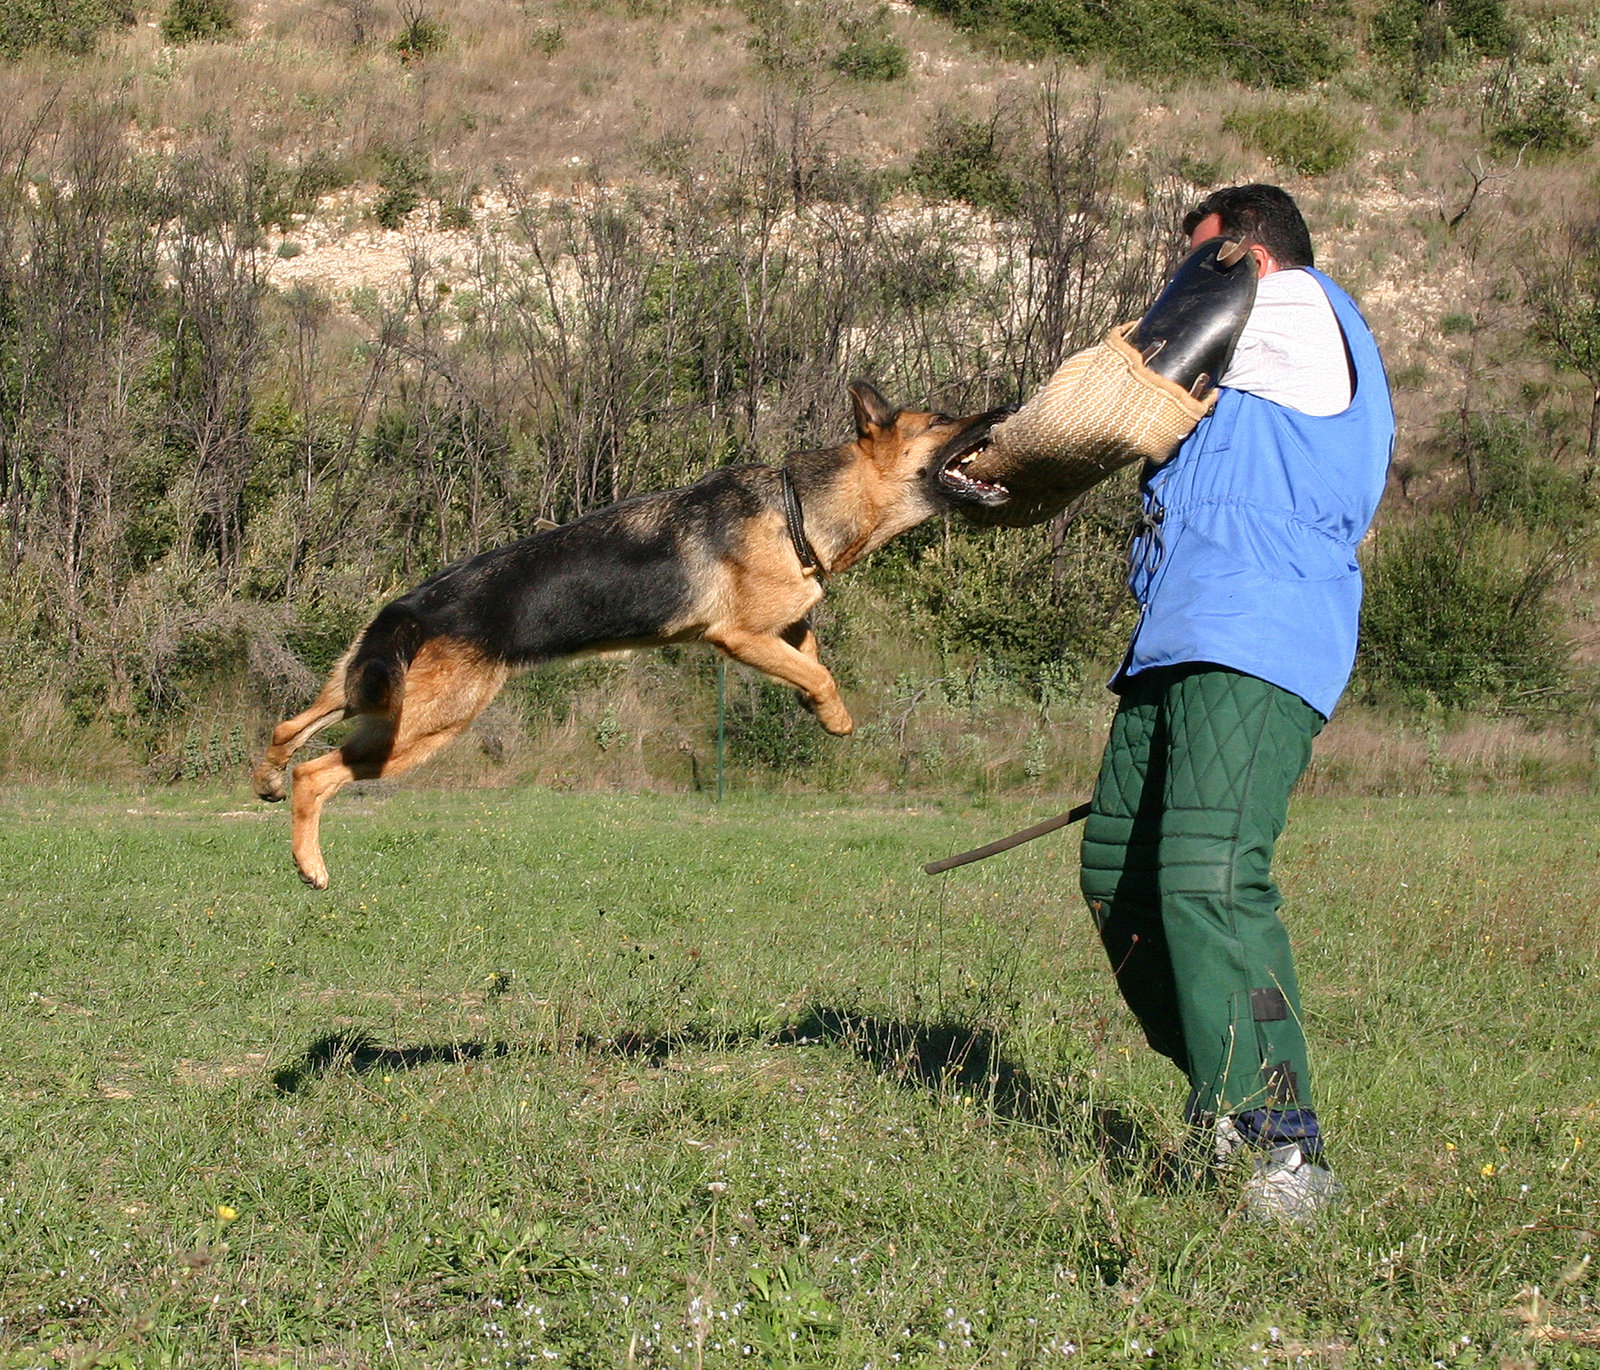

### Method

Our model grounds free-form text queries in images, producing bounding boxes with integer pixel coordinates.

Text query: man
[1078,185,1394,1221]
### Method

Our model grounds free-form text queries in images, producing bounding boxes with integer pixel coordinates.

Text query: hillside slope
[0,0,1597,786]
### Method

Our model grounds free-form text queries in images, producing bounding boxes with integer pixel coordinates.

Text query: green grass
[1,784,1598,1367]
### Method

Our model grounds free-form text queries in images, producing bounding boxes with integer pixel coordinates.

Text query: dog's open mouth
[939,448,1010,505]
[933,411,1013,508]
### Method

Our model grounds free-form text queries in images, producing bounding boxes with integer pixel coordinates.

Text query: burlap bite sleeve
[957,323,1215,527]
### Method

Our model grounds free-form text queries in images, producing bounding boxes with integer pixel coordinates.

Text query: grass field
[1,782,1597,1368]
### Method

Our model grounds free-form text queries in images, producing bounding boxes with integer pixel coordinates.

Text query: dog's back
[350,465,776,692]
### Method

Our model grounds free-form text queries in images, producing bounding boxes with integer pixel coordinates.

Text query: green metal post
[715,659,726,804]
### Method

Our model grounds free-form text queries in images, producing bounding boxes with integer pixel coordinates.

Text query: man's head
[1182,184,1314,277]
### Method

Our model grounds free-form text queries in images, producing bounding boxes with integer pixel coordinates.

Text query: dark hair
[1182,184,1315,268]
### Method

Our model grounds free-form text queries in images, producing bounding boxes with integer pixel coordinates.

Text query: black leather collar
[781,466,825,578]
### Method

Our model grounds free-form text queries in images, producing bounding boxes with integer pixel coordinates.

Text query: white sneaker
[1241,1142,1344,1225]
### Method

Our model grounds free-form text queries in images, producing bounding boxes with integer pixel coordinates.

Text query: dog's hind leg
[288,639,509,889]
[708,627,853,735]
[252,657,355,802]
[288,719,391,889]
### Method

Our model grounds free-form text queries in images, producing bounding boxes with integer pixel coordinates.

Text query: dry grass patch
[174,1051,273,1085]
[1305,709,1597,794]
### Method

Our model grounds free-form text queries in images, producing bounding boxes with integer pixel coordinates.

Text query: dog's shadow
[267,1023,739,1093]
[269,1008,1165,1181]
[269,1030,509,1093]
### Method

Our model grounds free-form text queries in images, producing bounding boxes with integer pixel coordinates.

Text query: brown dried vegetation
[0,0,1597,789]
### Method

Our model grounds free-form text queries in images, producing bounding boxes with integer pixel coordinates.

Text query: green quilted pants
[1079,664,1323,1120]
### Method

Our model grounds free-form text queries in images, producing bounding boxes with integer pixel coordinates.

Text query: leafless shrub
[1523,208,1600,474]
[325,0,381,48]
[995,80,1179,387]
[0,107,162,659]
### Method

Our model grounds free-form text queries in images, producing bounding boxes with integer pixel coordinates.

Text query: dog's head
[783,383,1011,571]
[842,380,1013,523]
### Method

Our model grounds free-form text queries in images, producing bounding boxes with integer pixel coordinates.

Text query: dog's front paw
[816,702,854,736]
[296,858,330,891]
[252,760,286,802]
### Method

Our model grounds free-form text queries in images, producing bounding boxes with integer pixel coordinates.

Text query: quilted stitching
[1081,665,1322,1114]
[1081,678,1164,903]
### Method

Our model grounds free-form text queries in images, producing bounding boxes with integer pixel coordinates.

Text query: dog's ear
[849,381,898,439]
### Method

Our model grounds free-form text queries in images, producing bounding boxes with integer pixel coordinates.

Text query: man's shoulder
[1222,269,1352,415]
[1254,267,1331,302]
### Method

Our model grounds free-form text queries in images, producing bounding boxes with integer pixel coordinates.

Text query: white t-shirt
[1219,267,1352,417]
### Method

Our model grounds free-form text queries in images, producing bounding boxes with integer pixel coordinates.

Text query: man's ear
[849,381,898,439]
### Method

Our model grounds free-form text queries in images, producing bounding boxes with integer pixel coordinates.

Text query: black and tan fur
[253,383,1003,888]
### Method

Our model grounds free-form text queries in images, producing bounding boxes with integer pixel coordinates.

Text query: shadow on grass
[270,1030,510,1093]
[269,1022,757,1093]
[779,1006,1167,1182]
[268,1012,1175,1184]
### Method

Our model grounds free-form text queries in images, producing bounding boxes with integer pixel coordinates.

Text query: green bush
[1444,0,1513,52]
[392,8,447,62]
[0,0,132,57]
[1489,81,1591,160]
[285,603,374,679]
[1369,0,1446,77]
[439,199,475,231]
[372,147,431,230]
[726,681,822,770]
[1357,514,1566,708]
[914,0,1347,89]
[1359,414,1582,708]
[1370,0,1512,62]
[908,116,1018,213]
[1222,104,1360,177]
[255,151,360,232]
[529,22,565,55]
[1456,414,1588,533]
[741,0,901,77]
[832,34,909,80]
[160,0,237,44]
[865,483,1138,696]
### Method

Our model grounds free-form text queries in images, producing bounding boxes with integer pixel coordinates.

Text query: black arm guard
[1130,235,1258,395]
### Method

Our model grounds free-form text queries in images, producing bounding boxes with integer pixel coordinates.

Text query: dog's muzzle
[933,406,1016,509]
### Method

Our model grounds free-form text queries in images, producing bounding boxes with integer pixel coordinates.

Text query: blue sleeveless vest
[1117,270,1394,719]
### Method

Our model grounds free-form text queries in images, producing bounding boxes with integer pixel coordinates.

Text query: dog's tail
[344,604,428,714]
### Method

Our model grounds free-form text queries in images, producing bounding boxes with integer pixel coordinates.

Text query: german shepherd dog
[253,383,1004,888]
